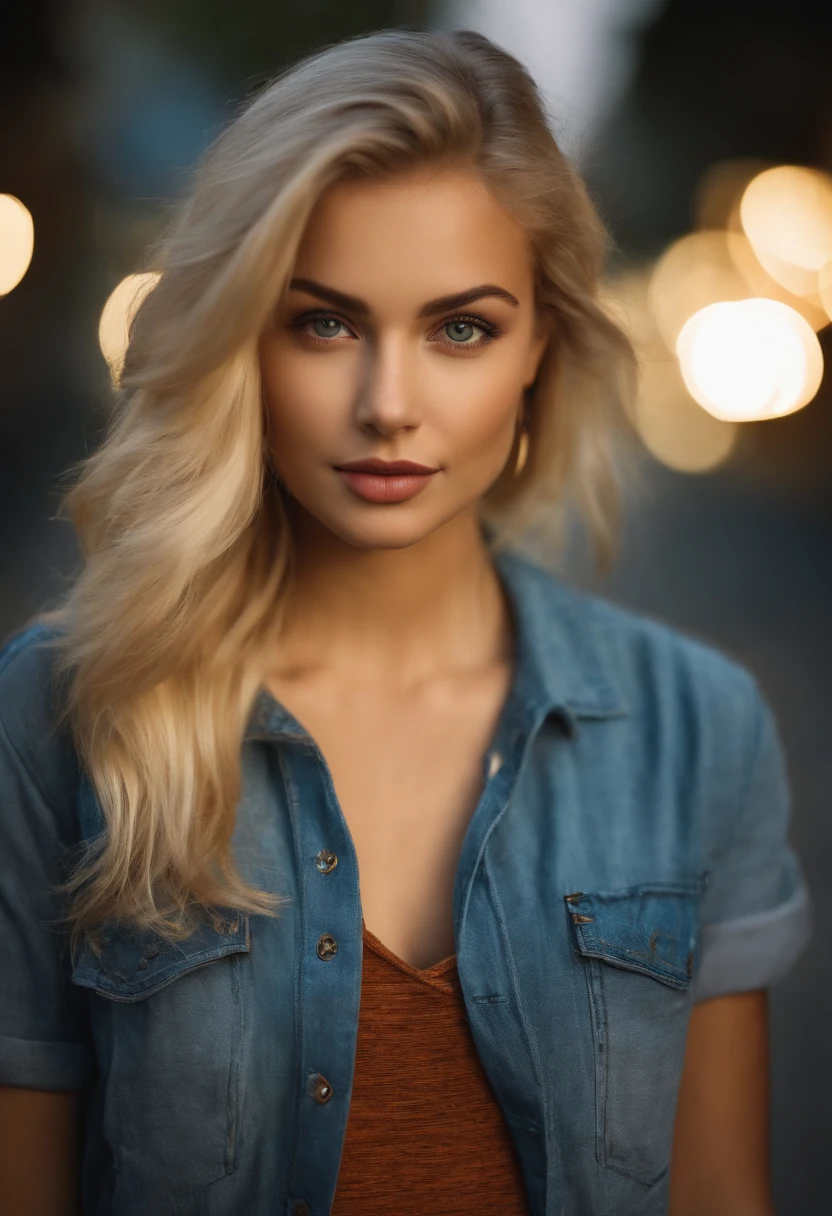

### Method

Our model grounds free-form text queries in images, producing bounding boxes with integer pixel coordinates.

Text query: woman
[0,26,810,1216]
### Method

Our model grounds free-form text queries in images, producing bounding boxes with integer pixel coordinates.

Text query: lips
[334,459,439,504]
[334,458,439,474]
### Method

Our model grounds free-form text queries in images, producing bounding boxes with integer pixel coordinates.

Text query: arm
[669,990,774,1216]
[0,1086,84,1216]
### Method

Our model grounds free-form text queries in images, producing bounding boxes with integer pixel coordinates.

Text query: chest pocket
[70,912,251,1191]
[566,879,706,1188]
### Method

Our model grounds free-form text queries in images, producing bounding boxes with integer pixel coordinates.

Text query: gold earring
[514,428,529,477]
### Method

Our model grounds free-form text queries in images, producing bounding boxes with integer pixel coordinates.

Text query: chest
[72,710,705,1213]
[266,663,513,968]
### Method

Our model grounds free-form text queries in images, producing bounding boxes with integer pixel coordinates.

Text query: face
[259,166,550,551]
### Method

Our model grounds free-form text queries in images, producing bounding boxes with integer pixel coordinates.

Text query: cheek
[260,343,349,453]
[441,375,519,462]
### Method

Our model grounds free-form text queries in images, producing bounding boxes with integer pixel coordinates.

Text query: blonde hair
[37,27,639,952]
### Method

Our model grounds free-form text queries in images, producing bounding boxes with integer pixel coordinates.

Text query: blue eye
[310,317,347,339]
[445,319,486,344]
[287,308,501,350]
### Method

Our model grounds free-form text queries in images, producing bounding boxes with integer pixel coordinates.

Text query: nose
[353,335,421,437]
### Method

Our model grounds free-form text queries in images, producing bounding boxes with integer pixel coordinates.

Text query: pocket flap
[565,879,707,990]
[71,911,251,1002]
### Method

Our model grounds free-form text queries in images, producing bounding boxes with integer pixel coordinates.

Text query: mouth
[333,458,440,504]
[333,458,440,474]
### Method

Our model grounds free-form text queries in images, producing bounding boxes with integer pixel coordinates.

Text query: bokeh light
[677,298,823,422]
[648,231,755,351]
[0,194,35,295]
[603,267,739,473]
[636,354,738,473]
[740,165,832,301]
[98,271,160,384]
[820,259,832,325]
[693,157,771,233]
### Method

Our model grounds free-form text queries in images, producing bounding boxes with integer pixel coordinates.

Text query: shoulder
[578,584,761,728]
[506,548,763,729]
[0,622,79,810]
[502,549,768,800]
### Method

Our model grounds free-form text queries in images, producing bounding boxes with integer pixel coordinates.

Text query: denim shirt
[0,546,810,1216]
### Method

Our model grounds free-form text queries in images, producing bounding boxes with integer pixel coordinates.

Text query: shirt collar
[245,543,628,743]
[489,545,629,737]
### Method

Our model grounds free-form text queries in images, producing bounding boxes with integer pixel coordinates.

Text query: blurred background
[2,1,829,1208]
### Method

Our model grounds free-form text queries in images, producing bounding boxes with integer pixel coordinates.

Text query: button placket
[283,746,362,1214]
[312,849,338,1129]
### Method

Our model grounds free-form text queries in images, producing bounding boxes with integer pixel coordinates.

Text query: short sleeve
[0,628,95,1090]
[691,677,812,1002]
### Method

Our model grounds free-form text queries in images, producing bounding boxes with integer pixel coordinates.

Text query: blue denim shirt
[0,547,810,1216]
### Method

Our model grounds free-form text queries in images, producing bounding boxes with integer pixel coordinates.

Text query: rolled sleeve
[691,679,812,1003]
[0,633,95,1090]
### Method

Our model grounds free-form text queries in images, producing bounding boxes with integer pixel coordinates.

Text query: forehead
[292,168,535,306]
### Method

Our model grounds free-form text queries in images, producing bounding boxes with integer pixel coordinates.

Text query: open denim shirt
[0,547,811,1216]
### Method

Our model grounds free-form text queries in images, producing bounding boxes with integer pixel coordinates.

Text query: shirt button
[309,1073,334,1104]
[292,1203,310,1216]
[314,849,338,874]
[316,933,338,961]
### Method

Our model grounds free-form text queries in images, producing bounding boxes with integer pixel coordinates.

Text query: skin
[0,1087,83,1215]
[258,165,776,1210]
[669,990,775,1215]
[259,165,548,971]
[0,167,773,1214]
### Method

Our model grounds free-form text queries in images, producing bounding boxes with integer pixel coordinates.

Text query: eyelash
[287,308,503,351]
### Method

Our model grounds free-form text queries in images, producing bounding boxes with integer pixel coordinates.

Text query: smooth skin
[0,166,774,1214]
[0,1086,83,1215]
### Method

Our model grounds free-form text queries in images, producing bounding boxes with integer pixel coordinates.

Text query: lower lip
[335,469,437,503]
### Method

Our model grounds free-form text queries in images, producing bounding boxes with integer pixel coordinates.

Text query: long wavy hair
[36,27,639,953]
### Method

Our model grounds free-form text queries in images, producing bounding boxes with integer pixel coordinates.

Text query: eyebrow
[288,277,520,317]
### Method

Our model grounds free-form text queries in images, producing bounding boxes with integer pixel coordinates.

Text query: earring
[514,428,529,477]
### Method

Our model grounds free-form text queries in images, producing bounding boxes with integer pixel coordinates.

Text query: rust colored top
[330,921,531,1215]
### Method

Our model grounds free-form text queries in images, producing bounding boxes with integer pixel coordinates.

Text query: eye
[288,310,356,345]
[437,314,501,350]
[287,308,502,350]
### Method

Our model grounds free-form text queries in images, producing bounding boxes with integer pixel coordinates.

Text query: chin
[326,517,442,551]
[312,501,462,552]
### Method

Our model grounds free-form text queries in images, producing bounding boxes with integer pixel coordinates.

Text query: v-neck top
[330,921,531,1214]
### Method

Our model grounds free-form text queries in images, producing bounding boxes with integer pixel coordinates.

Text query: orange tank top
[330,921,531,1214]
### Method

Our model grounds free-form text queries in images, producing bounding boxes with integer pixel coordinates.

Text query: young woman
[0,27,810,1216]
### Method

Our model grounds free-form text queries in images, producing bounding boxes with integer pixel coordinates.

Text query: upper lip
[334,458,439,474]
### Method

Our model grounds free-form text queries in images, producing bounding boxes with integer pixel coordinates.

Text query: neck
[271,503,514,689]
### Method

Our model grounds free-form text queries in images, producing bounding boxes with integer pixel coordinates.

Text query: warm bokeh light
[649,231,755,351]
[821,260,832,325]
[677,298,823,422]
[98,271,160,384]
[635,355,738,472]
[693,157,772,233]
[740,165,832,300]
[649,227,828,345]
[602,267,739,473]
[0,194,35,295]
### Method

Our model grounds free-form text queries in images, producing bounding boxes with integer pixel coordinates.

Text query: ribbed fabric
[330,921,531,1214]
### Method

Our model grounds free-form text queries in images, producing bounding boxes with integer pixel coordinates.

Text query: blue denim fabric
[0,546,811,1216]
